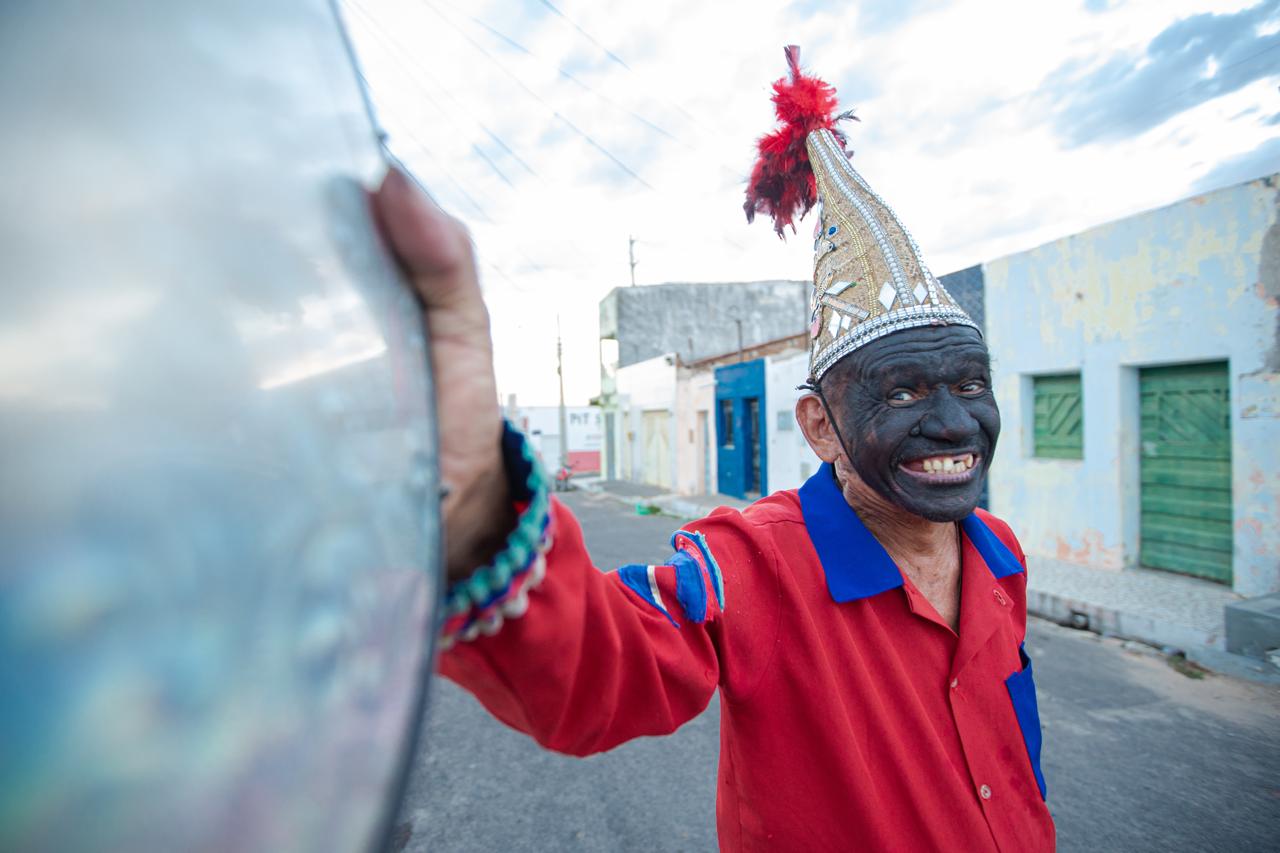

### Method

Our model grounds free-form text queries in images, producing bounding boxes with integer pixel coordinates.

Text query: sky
[342,0,1280,406]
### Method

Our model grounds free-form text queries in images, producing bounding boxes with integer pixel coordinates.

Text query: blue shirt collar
[798,463,1024,603]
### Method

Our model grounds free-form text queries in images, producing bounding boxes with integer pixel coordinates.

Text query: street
[393,490,1280,852]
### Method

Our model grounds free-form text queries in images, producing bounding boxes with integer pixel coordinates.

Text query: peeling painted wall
[984,174,1280,597]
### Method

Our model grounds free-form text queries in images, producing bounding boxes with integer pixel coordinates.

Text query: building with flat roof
[984,173,1279,598]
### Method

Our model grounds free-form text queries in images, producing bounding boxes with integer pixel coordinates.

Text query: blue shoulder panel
[671,550,708,624]
[617,563,678,627]
[671,529,725,608]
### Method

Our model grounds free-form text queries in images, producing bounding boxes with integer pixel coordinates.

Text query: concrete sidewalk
[1022,559,1280,681]
[577,479,750,518]
[1025,559,1234,651]
[579,479,1278,681]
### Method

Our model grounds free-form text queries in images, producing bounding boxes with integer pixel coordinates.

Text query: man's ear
[796,394,843,464]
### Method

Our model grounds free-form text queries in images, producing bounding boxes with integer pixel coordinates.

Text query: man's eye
[888,389,916,403]
[958,380,986,395]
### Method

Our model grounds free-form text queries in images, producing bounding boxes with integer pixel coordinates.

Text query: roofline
[682,331,809,369]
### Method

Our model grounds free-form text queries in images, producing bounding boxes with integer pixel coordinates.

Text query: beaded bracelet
[440,420,554,649]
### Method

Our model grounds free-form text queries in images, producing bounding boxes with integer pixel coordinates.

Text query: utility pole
[628,235,637,286]
[557,316,569,474]
[735,318,745,363]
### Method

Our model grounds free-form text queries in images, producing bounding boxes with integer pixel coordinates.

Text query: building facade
[598,281,808,488]
[506,402,605,475]
[598,273,989,500]
[608,338,819,499]
[984,174,1279,597]
[609,355,679,489]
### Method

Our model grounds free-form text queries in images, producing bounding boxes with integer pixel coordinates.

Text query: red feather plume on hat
[744,46,856,238]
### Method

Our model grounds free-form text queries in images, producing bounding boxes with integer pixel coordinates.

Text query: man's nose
[919,388,979,442]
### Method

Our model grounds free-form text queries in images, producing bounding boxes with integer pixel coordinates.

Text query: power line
[437,0,747,187]
[419,0,653,190]
[555,112,653,189]
[355,0,740,187]
[355,29,508,194]
[1126,40,1280,131]
[348,1,746,287]
[513,0,743,178]
[531,0,706,133]
[351,1,615,276]
[470,143,514,186]
[536,0,631,71]
[1066,39,1280,146]
[343,0,537,183]
[432,0,755,194]
[355,16,614,282]
[435,0,680,143]
[386,111,494,222]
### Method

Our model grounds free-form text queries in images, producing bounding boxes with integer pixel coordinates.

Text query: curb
[1027,588,1280,685]
[1025,588,1220,651]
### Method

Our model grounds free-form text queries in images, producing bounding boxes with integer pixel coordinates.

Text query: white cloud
[344,0,1279,405]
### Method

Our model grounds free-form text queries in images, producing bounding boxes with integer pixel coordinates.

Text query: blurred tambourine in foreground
[0,2,442,850]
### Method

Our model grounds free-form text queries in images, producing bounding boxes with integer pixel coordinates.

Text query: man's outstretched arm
[371,167,741,755]
[441,490,728,756]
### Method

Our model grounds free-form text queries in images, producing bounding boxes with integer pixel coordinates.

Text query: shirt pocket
[1004,644,1047,800]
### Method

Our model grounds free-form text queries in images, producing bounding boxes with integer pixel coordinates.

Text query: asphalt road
[393,490,1280,852]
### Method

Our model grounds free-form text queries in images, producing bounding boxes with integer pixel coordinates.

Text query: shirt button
[980,784,992,800]
[993,588,1007,606]
[950,678,959,689]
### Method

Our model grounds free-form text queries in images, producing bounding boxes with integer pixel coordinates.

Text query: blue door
[715,359,767,499]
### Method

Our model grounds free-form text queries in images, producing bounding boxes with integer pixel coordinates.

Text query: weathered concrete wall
[602,281,808,368]
[985,174,1280,597]
[765,349,821,493]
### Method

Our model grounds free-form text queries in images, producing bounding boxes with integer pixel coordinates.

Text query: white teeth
[917,455,976,474]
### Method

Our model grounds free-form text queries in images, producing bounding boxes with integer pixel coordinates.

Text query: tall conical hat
[745,46,979,383]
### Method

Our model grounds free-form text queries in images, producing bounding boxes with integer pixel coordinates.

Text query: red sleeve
[437,497,729,757]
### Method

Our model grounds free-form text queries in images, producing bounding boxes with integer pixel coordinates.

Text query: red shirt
[441,464,1055,851]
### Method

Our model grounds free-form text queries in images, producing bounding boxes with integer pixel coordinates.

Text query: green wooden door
[1139,363,1232,583]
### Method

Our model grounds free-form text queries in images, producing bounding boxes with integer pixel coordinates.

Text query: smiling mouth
[898,453,981,483]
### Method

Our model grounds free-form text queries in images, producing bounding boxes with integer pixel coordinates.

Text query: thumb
[372,166,487,331]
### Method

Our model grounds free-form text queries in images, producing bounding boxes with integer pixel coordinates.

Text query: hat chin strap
[810,380,857,477]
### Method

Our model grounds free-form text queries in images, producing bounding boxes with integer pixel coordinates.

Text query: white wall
[984,175,1279,596]
[674,368,717,496]
[615,349,817,497]
[512,406,602,465]
[615,354,678,489]
[765,349,821,493]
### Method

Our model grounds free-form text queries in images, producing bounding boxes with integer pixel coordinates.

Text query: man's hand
[372,167,515,583]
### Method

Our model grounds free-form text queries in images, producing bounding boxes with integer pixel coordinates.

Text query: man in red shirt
[373,48,1055,852]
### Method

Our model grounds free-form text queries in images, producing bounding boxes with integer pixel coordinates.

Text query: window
[719,399,735,448]
[1032,373,1083,459]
